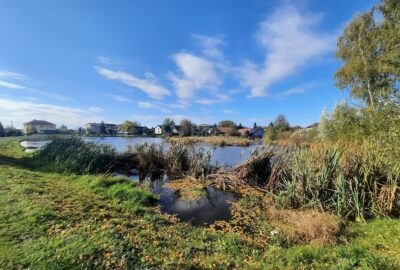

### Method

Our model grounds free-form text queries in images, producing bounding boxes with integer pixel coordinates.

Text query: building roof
[238,128,252,136]
[306,123,319,129]
[24,120,55,126]
[217,127,233,134]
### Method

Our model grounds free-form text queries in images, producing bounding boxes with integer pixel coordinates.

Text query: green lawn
[0,137,399,269]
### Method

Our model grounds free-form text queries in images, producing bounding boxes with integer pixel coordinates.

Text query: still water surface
[21,136,258,226]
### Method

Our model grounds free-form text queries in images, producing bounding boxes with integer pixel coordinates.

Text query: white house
[154,125,163,135]
[24,120,56,134]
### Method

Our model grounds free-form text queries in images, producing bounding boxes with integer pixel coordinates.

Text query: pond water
[21,136,261,168]
[21,136,256,226]
[130,175,236,226]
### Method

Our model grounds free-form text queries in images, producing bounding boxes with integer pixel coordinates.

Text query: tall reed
[36,137,116,174]
[273,141,400,220]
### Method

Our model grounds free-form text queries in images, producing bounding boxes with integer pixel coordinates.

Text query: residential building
[238,128,252,137]
[154,125,163,135]
[24,120,56,134]
[249,127,265,138]
[85,122,118,135]
[217,127,232,135]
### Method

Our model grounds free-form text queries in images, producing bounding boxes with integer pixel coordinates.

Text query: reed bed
[134,142,214,179]
[275,141,400,220]
[36,137,117,174]
[206,141,399,220]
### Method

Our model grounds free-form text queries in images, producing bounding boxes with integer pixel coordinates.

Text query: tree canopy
[180,119,193,136]
[0,122,4,137]
[273,114,290,132]
[121,121,140,134]
[218,120,237,128]
[162,118,175,134]
[335,0,400,109]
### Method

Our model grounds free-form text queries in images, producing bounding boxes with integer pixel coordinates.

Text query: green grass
[0,138,399,269]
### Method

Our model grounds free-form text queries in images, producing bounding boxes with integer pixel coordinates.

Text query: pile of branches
[206,149,288,191]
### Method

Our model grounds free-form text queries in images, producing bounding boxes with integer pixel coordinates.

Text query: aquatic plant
[134,142,214,179]
[36,137,117,174]
[274,141,400,220]
[135,142,166,174]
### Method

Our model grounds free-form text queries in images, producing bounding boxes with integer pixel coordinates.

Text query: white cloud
[195,98,220,105]
[169,99,190,109]
[0,69,26,80]
[137,101,157,109]
[0,98,101,128]
[194,94,231,105]
[240,5,335,97]
[168,53,221,99]
[137,101,172,113]
[278,87,306,97]
[97,56,124,65]
[275,83,318,99]
[106,94,134,102]
[192,34,224,59]
[0,80,25,89]
[88,106,104,113]
[95,66,171,100]
[223,109,234,114]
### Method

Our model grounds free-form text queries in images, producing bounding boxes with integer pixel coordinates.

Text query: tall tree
[335,0,400,109]
[162,118,175,134]
[253,122,257,129]
[121,120,140,135]
[273,114,290,132]
[180,119,192,136]
[218,120,237,128]
[0,122,4,137]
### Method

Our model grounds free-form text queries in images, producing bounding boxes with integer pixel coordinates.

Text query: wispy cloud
[0,80,25,89]
[0,69,27,89]
[168,53,221,100]
[239,4,335,97]
[97,56,125,65]
[95,66,171,100]
[137,101,157,109]
[194,94,231,105]
[192,34,225,59]
[88,106,104,113]
[195,98,220,105]
[105,94,134,102]
[0,98,101,128]
[0,69,27,80]
[223,109,234,114]
[275,83,318,99]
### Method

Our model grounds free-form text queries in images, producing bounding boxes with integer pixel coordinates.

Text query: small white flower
[270,229,279,236]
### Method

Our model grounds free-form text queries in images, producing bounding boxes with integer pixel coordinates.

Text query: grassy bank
[1,138,400,269]
[166,135,253,146]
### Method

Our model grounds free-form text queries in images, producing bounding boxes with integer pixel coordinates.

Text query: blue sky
[0,0,377,129]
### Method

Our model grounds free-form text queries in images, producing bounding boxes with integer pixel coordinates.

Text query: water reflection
[125,173,236,226]
[158,186,235,226]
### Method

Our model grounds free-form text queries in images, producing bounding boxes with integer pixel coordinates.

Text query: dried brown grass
[267,207,342,246]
